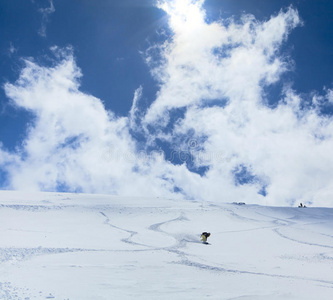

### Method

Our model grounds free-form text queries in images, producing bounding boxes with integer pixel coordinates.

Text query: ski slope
[1,191,333,299]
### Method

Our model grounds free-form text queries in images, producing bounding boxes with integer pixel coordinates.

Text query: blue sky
[0,0,333,206]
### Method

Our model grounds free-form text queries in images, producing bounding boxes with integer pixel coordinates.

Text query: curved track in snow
[1,192,333,299]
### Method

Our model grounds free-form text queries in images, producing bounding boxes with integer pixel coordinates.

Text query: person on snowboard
[201,232,210,243]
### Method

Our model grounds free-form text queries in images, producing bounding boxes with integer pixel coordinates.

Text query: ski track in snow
[99,211,143,248]
[0,247,94,263]
[0,204,64,211]
[273,228,333,249]
[144,210,333,289]
[100,204,333,288]
[253,209,333,249]
[1,194,333,299]
[178,258,333,287]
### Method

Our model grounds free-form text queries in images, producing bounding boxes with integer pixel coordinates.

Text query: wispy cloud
[8,42,17,56]
[1,0,333,206]
[37,0,55,37]
[129,86,143,130]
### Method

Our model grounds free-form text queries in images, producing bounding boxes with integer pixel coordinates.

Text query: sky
[0,0,332,207]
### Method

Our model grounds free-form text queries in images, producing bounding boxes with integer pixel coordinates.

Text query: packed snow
[1,190,333,299]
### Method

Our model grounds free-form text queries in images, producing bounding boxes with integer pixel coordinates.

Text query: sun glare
[158,0,205,30]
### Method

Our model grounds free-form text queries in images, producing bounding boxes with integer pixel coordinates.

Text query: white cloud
[141,0,333,206]
[0,47,181,198]
[1,0,333,207]
[37,0,55,37]
[129,86,143,130]
[144,2,300,126]
[8,43,17,56]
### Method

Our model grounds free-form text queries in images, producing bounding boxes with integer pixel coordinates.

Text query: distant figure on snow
[201,232,210,243]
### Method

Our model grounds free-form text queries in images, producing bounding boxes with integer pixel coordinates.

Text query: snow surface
[1,191,333,299]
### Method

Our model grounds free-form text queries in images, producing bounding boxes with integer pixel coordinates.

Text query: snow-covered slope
[1,191,333,299]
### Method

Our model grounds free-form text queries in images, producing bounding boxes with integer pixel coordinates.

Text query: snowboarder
[201,232,210,243]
